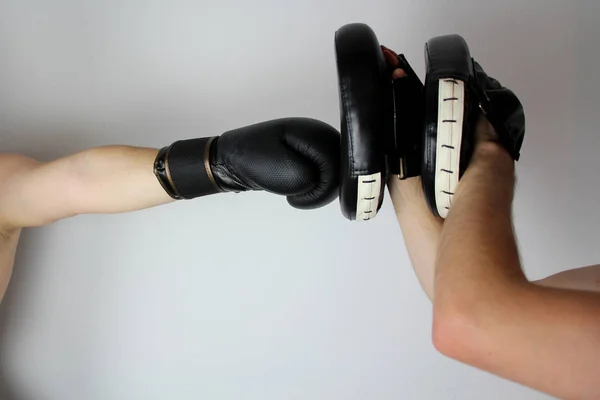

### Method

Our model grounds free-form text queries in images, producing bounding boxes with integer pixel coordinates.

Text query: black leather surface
[212,117,341,209]
[421,70,440,215]
[166,137,221,199]
[421,34,525,217]
[389,54,425,178]
[335,23,391,220]
[165,118,341,210]
[472,60,525,160]
[422,34,478,217]
[425,35,472,81]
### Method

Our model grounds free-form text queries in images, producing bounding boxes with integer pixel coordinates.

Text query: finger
[393,68,407,79]
[381,46,408,79]
[381,46,400,67]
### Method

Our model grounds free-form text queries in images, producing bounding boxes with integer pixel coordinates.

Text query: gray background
[0,0,597,399]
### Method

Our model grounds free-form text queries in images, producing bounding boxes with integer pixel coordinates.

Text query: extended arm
[0,146,172,230]
[0,118,340,304]
[0,145,172,304]
[0,118,340,231]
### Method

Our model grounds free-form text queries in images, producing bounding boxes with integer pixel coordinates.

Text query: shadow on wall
[0,372,23,400]
[0,219,123,400]
[0,230,46,400]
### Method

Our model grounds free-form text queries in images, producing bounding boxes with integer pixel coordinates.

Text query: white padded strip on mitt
[434,78,465,219]
[356,172,381,221]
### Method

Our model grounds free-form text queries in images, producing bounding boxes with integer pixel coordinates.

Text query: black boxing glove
[153,117,341,210]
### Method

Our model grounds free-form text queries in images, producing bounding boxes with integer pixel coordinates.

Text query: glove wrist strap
[153,136,223,200]
[153,145,183,199]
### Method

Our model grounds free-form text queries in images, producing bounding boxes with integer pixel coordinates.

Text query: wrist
[473,141,514,172]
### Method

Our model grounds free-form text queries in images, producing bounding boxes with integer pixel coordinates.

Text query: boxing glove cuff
[469,59,524,161]
[154,137,223,200]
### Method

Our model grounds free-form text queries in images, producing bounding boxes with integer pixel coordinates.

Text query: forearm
[388,172,600,302]
[434,142,524,308]
[388,176,443,300]
[0,146,173,228]
[433,142,600,399]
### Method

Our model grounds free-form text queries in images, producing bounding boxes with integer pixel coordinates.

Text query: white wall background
[0,0,596,399]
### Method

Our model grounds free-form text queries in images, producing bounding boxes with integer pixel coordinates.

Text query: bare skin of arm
[390,135,600,399]
[0,146,173,302]
[433,139,600,399]
[0,146,173,229]
[387,54,600,398]
[385,58,600,298]
[389,172,600,298]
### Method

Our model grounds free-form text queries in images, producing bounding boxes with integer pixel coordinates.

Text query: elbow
[431,263,530,362]
[431,291,493,364]
[432,304,471,361]
[431,284,527,365]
